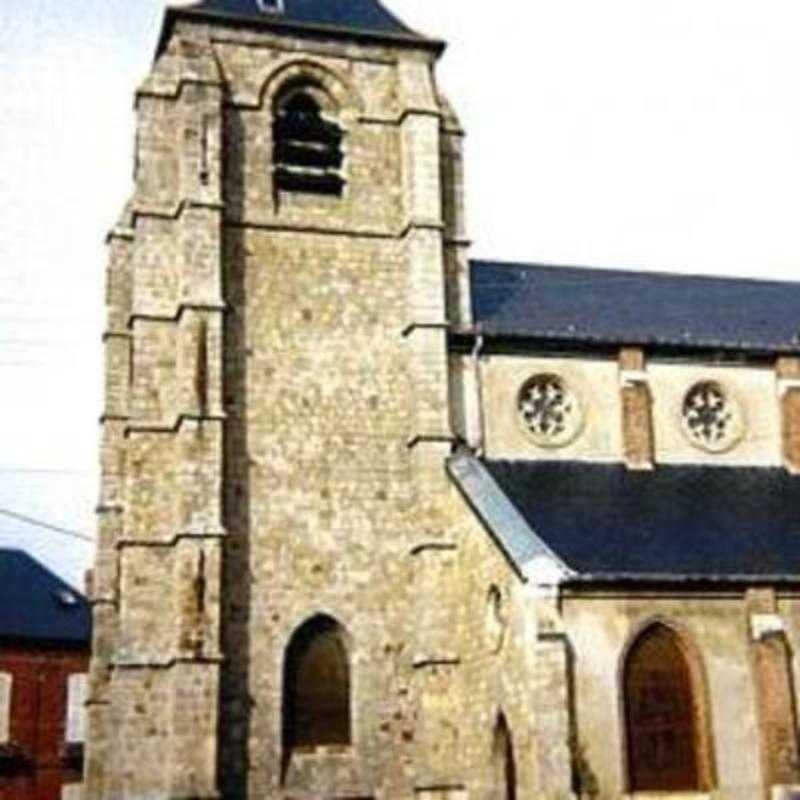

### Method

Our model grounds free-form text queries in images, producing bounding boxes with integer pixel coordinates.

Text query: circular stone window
[681,381,744,453]
[518,374,584,448]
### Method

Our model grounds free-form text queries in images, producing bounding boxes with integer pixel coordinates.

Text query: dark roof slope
[158,0,437,53]
[0,550,91,646]
[471,260,800,355]
[484,460,800,581]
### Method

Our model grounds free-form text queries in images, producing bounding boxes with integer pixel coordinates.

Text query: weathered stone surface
[86,6,800,800]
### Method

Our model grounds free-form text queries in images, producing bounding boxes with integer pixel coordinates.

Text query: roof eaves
[446,451,575,584]
[453,323,800,359]
[564,572,800,586]
[0,632,91,648]
[156,5,445,59]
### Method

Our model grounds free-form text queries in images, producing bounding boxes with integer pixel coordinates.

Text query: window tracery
[681,381,743,452]
[518,374,583,447]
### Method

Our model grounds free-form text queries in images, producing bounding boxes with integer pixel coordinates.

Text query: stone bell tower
[86,1,470,797]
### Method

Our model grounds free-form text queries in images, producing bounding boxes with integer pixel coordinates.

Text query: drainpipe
[472,332,486,456]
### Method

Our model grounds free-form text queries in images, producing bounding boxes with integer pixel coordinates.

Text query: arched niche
[282,614,352,752]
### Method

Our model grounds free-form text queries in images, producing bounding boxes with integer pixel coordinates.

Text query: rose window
[681,381,743,452]
[518,374,583,447]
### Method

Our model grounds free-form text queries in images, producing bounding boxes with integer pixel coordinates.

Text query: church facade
[86,1,800,798]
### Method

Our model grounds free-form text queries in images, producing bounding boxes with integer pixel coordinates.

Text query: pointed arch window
[623,624,715,793]
[273,88,345,196]
[491,713,517,800]
[282,615,351,751]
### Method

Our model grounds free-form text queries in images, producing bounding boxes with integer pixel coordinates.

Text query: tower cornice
[156,1,446,58]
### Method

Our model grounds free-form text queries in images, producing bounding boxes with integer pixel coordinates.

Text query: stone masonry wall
[85,14,538,800]
[207,22,501,799]
[86,9,800,800]
[87,32,227,800]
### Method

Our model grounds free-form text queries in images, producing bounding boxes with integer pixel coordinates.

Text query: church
[85,1,800,798]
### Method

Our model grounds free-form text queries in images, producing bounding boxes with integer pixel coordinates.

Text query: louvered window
[273,92,345,196]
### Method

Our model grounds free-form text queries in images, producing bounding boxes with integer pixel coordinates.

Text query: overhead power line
[0,509,95,544]
[0,468,91,475]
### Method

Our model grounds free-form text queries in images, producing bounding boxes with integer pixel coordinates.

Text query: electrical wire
[0,509,95,544]
[0,468,91,475]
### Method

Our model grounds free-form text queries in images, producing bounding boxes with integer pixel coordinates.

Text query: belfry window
[282,615,351,751]
[273,89,345,196]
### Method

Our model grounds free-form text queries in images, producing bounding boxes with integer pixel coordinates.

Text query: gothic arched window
[282,615,351,751]
[624,624,715,793]
[273,87,345,196]
[491,713,517,800]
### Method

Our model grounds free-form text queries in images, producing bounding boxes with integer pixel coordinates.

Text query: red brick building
[0,550,91,800]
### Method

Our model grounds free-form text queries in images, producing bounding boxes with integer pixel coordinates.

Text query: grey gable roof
[476,460,800,582]
[0,549,91,646]
[158,0,438,53]
[470,260,800,355]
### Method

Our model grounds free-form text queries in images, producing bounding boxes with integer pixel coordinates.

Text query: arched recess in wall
[282,614,352,754]
[622,622,716,793]
[491,712,517,800]
[259,58,361,115]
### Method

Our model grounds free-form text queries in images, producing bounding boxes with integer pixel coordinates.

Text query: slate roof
[158,0,436,53]
[453,457,800,582]
[0,549,91,646]
[470,260,800,355]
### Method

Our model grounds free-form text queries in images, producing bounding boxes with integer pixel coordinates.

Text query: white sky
[2,0,800,585]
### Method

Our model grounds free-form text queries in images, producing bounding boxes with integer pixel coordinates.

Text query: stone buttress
[86,35,226,800]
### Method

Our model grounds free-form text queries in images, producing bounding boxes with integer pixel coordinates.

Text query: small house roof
[0,549,91,646]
